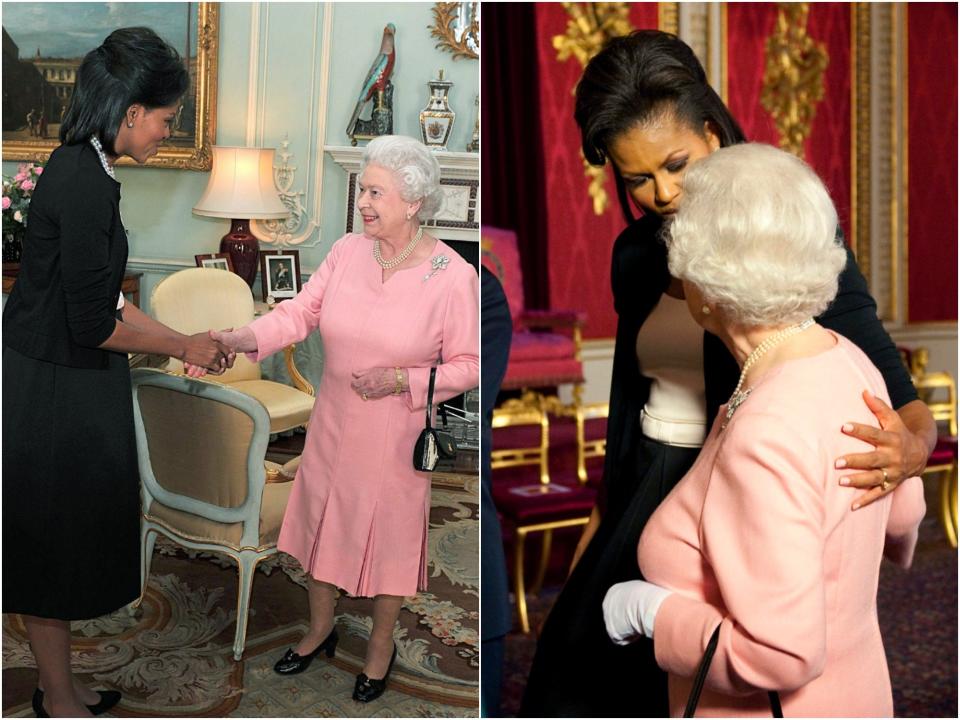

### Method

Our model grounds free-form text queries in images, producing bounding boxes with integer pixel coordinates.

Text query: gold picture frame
[1,2,219,171]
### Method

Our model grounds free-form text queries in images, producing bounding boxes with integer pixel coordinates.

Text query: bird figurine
[346,23,397,139]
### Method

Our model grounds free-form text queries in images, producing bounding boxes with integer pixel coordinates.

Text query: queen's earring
[701,305,711,316]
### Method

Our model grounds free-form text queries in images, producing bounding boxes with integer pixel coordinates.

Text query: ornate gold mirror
[430,2,479,60]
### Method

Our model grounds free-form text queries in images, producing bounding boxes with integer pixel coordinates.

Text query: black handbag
[413,367,458,472]
[684,625,783,717]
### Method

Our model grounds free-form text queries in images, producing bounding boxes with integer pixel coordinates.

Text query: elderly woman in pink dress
[602,144,926,717]
[210,135,479,702]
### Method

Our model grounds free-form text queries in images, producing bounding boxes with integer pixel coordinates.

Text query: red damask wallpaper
[535,3,659,340]
[726,3,852,239]
[907,3,958,323]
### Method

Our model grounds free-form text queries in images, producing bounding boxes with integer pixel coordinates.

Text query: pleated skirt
[2,345,140,620]
[520,434,700,718]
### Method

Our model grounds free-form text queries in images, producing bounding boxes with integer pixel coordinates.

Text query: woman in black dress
[3,28,232,718]
[520,30,936,717]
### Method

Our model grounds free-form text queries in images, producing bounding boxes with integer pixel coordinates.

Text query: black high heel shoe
[352,644,397,703]
[32,687,122,717]
[273,627,339,675]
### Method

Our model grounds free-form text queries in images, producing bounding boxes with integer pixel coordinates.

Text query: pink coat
[638,333,925,717]
[246,234,478,597]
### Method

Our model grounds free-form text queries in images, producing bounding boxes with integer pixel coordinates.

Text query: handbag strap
[424,367,437,430]
[684,625,783,717]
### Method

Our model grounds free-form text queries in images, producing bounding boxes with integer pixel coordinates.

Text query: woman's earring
[701,305,711,316]
[127,121,134,128]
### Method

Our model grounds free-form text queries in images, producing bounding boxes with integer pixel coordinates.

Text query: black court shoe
[273,627,339,675]
[32,688,122,717]
[353,644,397,703]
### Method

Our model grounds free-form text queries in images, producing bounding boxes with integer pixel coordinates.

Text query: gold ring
[362,393,368,401]
[880,468,890,491]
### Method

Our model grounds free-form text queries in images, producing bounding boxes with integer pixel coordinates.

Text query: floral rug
[2,482,479,717]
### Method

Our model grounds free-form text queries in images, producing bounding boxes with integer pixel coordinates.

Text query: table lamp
[193,146,289,287]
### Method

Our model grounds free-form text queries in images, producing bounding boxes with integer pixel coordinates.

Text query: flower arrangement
[3,163,43,262]
[3,163,43,233]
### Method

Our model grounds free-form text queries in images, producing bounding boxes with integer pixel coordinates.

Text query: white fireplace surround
[324,145,479,245]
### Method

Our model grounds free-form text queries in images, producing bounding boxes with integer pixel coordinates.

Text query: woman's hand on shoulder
[836,390,930,510]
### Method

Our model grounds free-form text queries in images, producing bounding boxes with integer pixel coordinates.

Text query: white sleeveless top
[635,294,707,447]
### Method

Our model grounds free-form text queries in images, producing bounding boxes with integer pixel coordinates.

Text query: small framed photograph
[260,250,302,303]
[195,253,234,272]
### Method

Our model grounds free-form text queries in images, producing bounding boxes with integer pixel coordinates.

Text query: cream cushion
[146,480,292,550]
[151,268,315,432]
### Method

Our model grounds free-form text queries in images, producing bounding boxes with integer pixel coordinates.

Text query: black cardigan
[4,143,127,368]
[600,213,918,510]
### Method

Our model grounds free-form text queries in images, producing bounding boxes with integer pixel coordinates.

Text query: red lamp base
[219,219,259,287]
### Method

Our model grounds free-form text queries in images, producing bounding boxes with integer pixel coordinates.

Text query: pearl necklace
[373,226,423,269]
[89,136,116,180]
[722,318,815,429]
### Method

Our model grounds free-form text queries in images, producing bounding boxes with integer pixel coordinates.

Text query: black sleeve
[58,176,118,348]
[817,245,917,409]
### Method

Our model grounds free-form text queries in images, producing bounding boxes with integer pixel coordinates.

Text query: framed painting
[195,252,234,272]
[1,2,218,170]
[260,250,302,303]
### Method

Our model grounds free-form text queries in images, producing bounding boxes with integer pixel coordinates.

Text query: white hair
[361,135,445,218]
[666,143,847,327]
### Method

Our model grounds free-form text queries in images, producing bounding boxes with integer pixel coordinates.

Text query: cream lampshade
[193,146,289,287]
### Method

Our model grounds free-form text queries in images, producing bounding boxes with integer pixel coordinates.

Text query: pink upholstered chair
[481,226,589,483]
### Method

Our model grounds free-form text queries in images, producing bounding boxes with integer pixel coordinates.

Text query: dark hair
[575,30,747,223]
[60,27,189,154]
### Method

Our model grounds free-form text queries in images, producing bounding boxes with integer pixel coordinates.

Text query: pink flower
[14,172,26,183]
[33,166,43,175]
[17,164,28,174]
[2,196,10,210]
[13,210,23,223]
[20,179,34,192]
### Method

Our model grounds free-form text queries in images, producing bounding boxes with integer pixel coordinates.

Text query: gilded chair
[481,226,589,483]
[491,403,610,633]
[151,268,315,435]
[905,348,959,548]
[131,368,295,660]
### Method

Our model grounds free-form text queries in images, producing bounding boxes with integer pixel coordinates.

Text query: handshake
[181,327,258,378]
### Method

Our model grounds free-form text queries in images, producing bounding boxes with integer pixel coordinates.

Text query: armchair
[131,368,293,660]
[481,226,589,483]
[151,267,315,434]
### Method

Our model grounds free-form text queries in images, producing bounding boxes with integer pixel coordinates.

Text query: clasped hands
[183,327,257,378]
[350,366,407,401]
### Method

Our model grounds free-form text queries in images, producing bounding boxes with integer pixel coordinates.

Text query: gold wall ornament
[553,2,633,215]
[760,3,829,157]
[553,2,633,68]
[430,2,478,60]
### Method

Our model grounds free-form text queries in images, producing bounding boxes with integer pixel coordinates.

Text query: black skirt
[520,434,700,718]
[2,345,141,620]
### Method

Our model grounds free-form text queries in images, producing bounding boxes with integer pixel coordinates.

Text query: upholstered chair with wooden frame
[481,226,590,483]
[903,347,959,548]
[131,368,293,660]
[151,268,315,435]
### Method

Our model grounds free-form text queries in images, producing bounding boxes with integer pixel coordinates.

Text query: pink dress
[246,233,479,597]
[638,333,926,717]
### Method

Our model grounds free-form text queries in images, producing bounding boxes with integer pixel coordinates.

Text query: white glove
[602,579,673,645]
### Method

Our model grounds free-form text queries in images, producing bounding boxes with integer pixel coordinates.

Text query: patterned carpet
[2,482,479,717]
